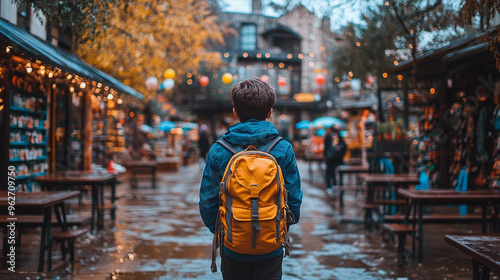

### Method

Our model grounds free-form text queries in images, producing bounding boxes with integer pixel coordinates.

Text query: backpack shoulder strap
[216,139,239,155]
[264,136,283,153]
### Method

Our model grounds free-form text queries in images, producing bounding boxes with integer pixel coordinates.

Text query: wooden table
[35,173,117,233]
[122,161,157,188]
[358,174,420,230]
[304,153,324,182]
[445,234,500,280]
[337,165,369,207]
[366,151,410,173]
[398,189,500,264]
[359,173,420,204]
[0,190,80,272]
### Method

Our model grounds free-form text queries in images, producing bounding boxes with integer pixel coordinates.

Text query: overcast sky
[221,0,365,30]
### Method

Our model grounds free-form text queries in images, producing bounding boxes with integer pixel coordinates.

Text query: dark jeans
[325,162,338,189]
[221,253,283,280]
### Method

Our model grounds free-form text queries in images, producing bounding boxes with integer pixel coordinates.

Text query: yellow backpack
[211,136,293,272]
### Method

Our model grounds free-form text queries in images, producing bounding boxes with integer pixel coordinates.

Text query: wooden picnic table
[35,172,117,233]
[445,234,500,280]
[366,151,410,173]
[358,173,420,230]
[398,189,500,264]
[337,165,369,207]
[304,153,324,182]
[359,173,420,204]
[122,160,157,188]
[0,190,80,272]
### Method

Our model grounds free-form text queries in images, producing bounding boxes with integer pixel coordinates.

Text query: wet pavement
[1,160,498,279]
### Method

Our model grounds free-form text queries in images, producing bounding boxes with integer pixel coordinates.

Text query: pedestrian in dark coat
[323,126,347,191]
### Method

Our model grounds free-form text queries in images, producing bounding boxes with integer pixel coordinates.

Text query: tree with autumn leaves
[77,0,228,98]
[14,0,229,98]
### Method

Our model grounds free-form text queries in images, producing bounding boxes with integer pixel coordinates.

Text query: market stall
[0,19,144,190]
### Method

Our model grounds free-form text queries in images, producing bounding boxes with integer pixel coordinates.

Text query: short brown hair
[231,78,276,122]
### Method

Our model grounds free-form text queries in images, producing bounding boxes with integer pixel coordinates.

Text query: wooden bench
[373,199,406,205]
[382,214,488,224]
[97,203,117,226]
[0,214,92,227]
[123,161,158,188]
[0,214,90,251]
[360,203,381,231]
[52,228,88,268]
[382,223,415,267]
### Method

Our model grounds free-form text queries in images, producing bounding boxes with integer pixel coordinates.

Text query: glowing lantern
[163,68,176,79]
[315,73,326,85]
[260,75,270,83]
[145,77,158,91]
[222,73,233,84]
[199,76,209,87]
[278,77,287,87]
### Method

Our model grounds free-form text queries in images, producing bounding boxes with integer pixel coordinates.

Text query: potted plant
[377,122,387,140]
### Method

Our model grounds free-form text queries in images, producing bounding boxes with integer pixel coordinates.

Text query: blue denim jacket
[199,120,302,261]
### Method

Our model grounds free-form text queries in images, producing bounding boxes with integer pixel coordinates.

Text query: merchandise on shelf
[7,73,48,191]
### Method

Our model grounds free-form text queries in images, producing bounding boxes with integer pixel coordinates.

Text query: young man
[199,78,302,280]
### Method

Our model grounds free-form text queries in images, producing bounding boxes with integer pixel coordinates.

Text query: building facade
[191,1,339,141]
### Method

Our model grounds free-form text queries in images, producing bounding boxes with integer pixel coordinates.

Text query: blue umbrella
[295,120,311,130]
[182,122,199,131]
[159,121,176,132]
[311,116,346,129]
[141,124,154,133]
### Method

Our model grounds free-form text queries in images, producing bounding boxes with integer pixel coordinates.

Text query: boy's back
[199,78,302,280]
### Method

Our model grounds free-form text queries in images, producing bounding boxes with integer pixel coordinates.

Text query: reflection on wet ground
[0,160,498,279]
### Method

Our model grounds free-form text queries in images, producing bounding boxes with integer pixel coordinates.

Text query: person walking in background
[324,125,347,193]
[198,124,210,166]
[199,78,302,280]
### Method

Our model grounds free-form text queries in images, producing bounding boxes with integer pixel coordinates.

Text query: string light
[107,93,113,100]
[117,98,123,104]
[398,75,403,80]
[80,82,86,89]
[265,53,270,58]
[243,52,248,58]
[287,54,292,59]
[298,53,304,59]
[383,73,388,78]
[256,53,262,58]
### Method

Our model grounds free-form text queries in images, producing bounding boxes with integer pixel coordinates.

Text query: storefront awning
[0,19,144,100]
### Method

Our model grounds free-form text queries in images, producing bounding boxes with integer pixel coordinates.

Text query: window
[16,3,30,31]
[240,24,256,51]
